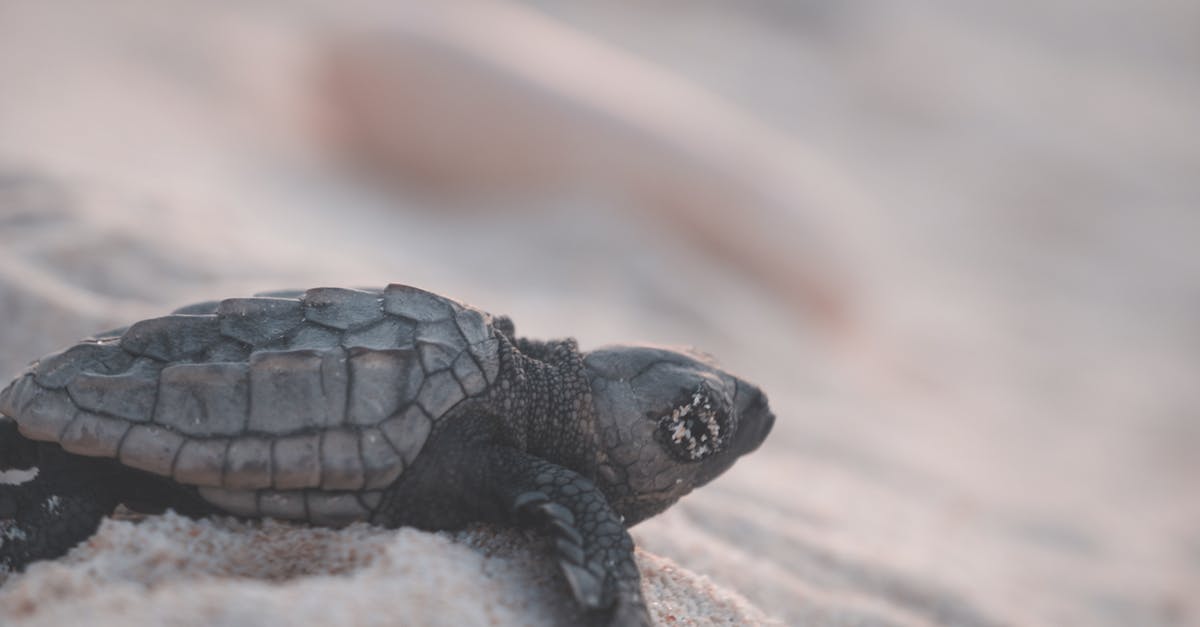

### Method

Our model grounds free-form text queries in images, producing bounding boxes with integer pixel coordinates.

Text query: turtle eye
[655,384,732,462]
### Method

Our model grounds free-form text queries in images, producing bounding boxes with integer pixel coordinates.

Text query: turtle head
[582,344,774,525]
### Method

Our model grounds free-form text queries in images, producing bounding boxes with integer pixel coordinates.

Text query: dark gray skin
[0,285,774,626]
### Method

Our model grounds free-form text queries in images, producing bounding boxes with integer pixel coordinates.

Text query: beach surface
[1,2,1198,625]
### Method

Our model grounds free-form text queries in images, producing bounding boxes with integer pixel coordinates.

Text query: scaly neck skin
[506,337,600,480]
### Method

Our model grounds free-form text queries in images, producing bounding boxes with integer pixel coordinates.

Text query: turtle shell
[0,284,502,524]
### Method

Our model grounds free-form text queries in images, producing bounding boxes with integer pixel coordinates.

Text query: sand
[0,512,773,626]
[1,1,1198,625]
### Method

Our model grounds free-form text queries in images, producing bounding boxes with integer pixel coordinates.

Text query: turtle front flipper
[494,450,651,627]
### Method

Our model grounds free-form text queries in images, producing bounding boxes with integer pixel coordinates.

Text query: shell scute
[320,429,365,491]
[360,428,403,489]
[13,385,76,442]
[286,323,342,350]
[203,338,252,362]
[383,284,456,322]
[118,424,184,476]
[34,341,134,388]
[58,411,130,458]
[303,287,383,330]
[346,348,420,426]
[415,318,465,372]
[172,438,228,487]
[272,433,321,489]
[197,487,257,517]
[121,315,221,361]
[218,298,304,345]
[342,316,416,350]
[452,351,488,397]
[67,360,159,423]
[258,491,307,520]
[0,375,36,424]
[248,349,344,433]
[469,339,501,384]
[380,405,432,466]
[417,370,465,419]
[155,362,249,437]
[224,436,273,490]
[455,308,491,344]
[306,492,368,527]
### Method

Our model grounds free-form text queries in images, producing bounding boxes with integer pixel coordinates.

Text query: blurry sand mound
[0,512,774,627]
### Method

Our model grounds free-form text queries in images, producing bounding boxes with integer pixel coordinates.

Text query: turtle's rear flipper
[497,451,652,627]
[0,418,38,471]
[0,445,117,574]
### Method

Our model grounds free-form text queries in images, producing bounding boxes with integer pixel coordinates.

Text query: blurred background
[1,1,1197,625]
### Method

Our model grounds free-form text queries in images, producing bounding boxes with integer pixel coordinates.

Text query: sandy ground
[1,1,1198,625]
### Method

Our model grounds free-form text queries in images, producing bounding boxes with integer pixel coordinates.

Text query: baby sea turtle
[0,284,774,625]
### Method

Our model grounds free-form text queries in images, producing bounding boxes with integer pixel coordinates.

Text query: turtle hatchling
[0,284,774,625]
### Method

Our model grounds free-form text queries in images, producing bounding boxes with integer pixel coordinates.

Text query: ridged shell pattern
[0,285,502,525]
